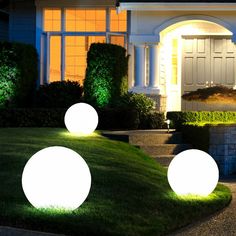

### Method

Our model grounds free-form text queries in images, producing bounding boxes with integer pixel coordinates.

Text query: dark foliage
[0,41,38,107]
[34,81,83,108]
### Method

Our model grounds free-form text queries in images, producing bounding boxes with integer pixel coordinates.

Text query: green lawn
[0,128,231,236]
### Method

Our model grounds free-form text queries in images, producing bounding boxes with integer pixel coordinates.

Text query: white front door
[182,36,236,111]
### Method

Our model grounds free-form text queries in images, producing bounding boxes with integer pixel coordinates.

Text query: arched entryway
[158,18,236,111]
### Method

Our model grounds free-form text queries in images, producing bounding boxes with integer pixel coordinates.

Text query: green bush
[0,41,38,107]
[0,65,19,107]
[116,93,154,116]
[97,107,140,130]
[34,81,83,108]
[167,111,236,130]
[0,108,65,127]
[84,43,129,107]
[139,111,165,129]
[181,124,210,152]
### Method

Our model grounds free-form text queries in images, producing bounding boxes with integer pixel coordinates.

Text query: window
[44,9,61,31]
[65,36,105,83]
[65,9,106,32]
[43,8,127,84]
[110,35,125,47]
[110,10,127,32]
[171,39,178,85]
[49,36,61,82]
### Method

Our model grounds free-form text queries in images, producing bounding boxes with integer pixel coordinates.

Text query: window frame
[42,7,128,84]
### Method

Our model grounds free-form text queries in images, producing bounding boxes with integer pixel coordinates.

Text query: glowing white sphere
[64,103,98,135]
[167,149,219,196]
[22,146,91,210]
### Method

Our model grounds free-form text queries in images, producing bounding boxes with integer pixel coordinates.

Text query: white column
[134,44,146,88]
[148,44,159,89]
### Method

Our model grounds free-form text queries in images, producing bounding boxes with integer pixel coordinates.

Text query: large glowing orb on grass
[167,149,219,196]
[64,103,98,135]
[22,146,91,210]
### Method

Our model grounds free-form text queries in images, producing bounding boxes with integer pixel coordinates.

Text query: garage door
[182,36,236,111]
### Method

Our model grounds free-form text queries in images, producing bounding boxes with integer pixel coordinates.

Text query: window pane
[65,9,106,32]
[110,35,125,47]
[110,10,127,32]
[49,36,61,82]
[171,39,178,85]
[65,36,105,84]
[44,9,61,31]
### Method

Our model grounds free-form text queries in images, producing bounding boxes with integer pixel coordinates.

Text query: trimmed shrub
[0,108,65,127]
[167,111,236,130]
[182,85,236,104]
[139,111,165,129]
[97,107,140,130]
[84,43,128,107]
[34,81,83,108]
[0,42,38,107]
[116,93,154,116]
[181,124,210,152]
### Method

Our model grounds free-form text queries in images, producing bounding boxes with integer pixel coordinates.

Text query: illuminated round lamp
[64,103,98,135]
[22,146,91,210]
[167,149,219,196]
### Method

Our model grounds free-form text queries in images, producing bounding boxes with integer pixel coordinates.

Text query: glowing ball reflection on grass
[167,149,219,196]
[64,103,98,135]
[22,146,91,210]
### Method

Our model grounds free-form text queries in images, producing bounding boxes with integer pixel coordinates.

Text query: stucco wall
[0,17,8,41]
[130,11,236,36]
[9,0,36,45]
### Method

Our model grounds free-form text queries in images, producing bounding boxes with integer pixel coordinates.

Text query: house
[3,0,236,111]
[0,0,8,41]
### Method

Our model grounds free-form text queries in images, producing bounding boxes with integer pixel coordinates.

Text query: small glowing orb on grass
[64,103,98,135]
[22,146,91,210]
[167,149,219,196]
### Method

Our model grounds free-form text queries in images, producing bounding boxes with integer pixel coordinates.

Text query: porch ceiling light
[22,146,91,210]
[167,149,219,196]
[64,103,98,135]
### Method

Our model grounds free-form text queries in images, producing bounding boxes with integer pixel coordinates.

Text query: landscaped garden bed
[0,128,231,236]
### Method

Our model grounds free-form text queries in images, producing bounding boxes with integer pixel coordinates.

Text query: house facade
[4,0,236,111]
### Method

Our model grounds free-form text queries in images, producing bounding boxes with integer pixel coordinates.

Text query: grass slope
[0,128,231,236]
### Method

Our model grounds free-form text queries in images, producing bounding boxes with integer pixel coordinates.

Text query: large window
[65,36,106,83]
[44,9,61,31]
[65,9,106,32]
[43,8,127,84]
[110,9,127,32]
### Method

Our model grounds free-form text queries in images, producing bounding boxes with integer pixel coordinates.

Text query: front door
[182,36,236,111]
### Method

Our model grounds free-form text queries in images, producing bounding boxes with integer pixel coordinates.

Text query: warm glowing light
[22,146,91,210]
[167,149,219,196]
[64,103,98,135]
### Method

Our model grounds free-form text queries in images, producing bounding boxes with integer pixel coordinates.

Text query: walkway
[0,226,65,236]
[169,178,236,236]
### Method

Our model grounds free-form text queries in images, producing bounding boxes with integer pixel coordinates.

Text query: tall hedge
[83,43,129,107]
[0,41,38,107]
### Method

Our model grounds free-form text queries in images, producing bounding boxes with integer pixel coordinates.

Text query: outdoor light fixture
[165,119,171,133]
[64,103,98,135]
[22,146,91,210]
[167,149,219,196]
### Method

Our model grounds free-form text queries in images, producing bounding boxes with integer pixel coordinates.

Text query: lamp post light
[165,119,170,133]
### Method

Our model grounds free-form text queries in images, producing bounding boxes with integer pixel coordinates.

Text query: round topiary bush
[33,81,83,108]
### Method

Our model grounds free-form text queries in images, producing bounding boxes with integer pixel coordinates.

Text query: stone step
[153,155,175,167]
[139,144,192,156]
[129,132,182,146]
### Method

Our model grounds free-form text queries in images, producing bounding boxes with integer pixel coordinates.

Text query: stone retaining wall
[209,125,236,176]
